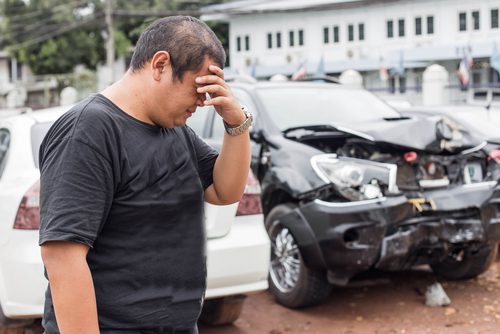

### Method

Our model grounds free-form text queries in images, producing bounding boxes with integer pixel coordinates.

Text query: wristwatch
[223,105,253,136]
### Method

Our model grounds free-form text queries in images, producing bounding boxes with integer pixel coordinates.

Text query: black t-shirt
[38,94,218,333]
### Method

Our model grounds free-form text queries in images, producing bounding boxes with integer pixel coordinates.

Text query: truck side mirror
[250,129,264,143]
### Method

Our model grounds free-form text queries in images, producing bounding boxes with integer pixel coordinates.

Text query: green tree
[1,0,110,74]
[0,0,230,75]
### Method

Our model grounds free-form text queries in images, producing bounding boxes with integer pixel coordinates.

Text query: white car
[0,105,270,331]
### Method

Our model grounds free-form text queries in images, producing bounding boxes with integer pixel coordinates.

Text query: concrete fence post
[60,86,78,106]
[339,70,363,88]
[423,64,449,106]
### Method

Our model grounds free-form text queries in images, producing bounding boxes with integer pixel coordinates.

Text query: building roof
[201,0,373,20]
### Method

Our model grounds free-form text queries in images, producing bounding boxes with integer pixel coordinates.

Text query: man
[39,16,251,333]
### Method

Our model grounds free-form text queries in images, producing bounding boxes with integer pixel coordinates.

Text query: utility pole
[105,0,115,83]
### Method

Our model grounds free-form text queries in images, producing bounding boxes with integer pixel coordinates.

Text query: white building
[201,0,500,102]
[0,50,60,109]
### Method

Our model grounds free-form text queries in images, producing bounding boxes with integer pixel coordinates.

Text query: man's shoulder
[49,95,115,133]
[74,94,121,128]
[41,95,121,155]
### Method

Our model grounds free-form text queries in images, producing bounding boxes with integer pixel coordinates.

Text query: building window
[298,29,304,46]
[267,33,272,49]
[348,24,354,41]
[7,58,22,82]
[491,9,498,28]
[289,30,295,46]
[245,35,250,51]
[358,23,365,41]
[472,11,480,30]
[333,25,339,43]
[236,36,241,52]
[459,12,467,31]
[323,27,329,44]
[276,32,282,48]
[387,20,394,38]
[398,19,405,37]
[415,17,422,35]
[427,16,434,34]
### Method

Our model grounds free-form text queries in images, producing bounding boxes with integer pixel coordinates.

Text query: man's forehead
[200,62,217,74]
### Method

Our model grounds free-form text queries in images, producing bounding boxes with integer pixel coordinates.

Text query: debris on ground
[483,305,500,319]
[444,307,457,315]
[425,282,451,307]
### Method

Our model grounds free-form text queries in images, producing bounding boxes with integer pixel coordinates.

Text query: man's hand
[195,65,246,126]
[197,65,251,206]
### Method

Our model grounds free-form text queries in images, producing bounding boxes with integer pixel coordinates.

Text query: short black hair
[130,16,226,81]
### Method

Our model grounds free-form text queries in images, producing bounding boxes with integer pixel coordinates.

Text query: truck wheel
[266,204,332,308]
[199,295,246,326]
[430,241,499,280]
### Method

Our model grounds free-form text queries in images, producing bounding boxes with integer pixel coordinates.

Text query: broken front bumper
[278,181,500,285]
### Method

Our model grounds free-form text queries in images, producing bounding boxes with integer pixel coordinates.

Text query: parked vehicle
[0,105,270,332]
[193,79,500,308]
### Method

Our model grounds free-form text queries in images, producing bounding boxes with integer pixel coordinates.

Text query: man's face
[154,57,213,128]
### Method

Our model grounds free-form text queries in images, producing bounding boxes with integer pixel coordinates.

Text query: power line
[8,13,104,50]
[112,9,201,17]
[1,15,104,46]
[3,2,104,46]
[6,1,96,41]
[2,1,223,49]
[6,0,90,24]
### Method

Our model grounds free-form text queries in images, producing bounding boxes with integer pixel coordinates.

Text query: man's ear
[151,51,171,81]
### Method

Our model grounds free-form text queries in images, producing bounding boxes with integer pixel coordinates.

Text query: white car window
[187,106,212,137]
[31,122,54,169]
[256,86,400,131]
[0,129,10,178]
[211,89,257,140]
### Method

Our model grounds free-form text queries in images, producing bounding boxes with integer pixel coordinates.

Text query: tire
[266,203,332,308]
[430,241,499,280]
[198,295,246,326]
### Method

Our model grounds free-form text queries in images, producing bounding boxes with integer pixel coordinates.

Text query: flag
[291,61,307,81]
[457,46,473,87]
[457,58,470,87]
[379,66,389,81]
[315,54,325,77]
[491,43,500,75]
[464,45,474,68]
[379,56,389,81]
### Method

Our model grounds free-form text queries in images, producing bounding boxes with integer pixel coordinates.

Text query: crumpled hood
[336,115,483,153]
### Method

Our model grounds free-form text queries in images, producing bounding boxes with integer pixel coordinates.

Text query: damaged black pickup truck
[192,79,500,309]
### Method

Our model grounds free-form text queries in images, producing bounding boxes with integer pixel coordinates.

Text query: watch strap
[223,106,253,136]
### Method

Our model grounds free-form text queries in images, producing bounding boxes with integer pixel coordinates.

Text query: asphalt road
[200,258,500,334]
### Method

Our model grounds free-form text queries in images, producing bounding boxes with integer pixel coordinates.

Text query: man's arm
[205,130,250,205]
[197,65,251,205]
[41,241,99,334]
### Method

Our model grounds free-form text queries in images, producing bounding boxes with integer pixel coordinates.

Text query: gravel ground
[3,259,499,334]
[200,257,500,334]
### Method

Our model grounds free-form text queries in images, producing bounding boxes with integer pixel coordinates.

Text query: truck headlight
[311,154,399,199]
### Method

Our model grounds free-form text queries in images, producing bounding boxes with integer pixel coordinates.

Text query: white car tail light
[11,172,262,228]
[236,170,262,216]
[14,180,40,230]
